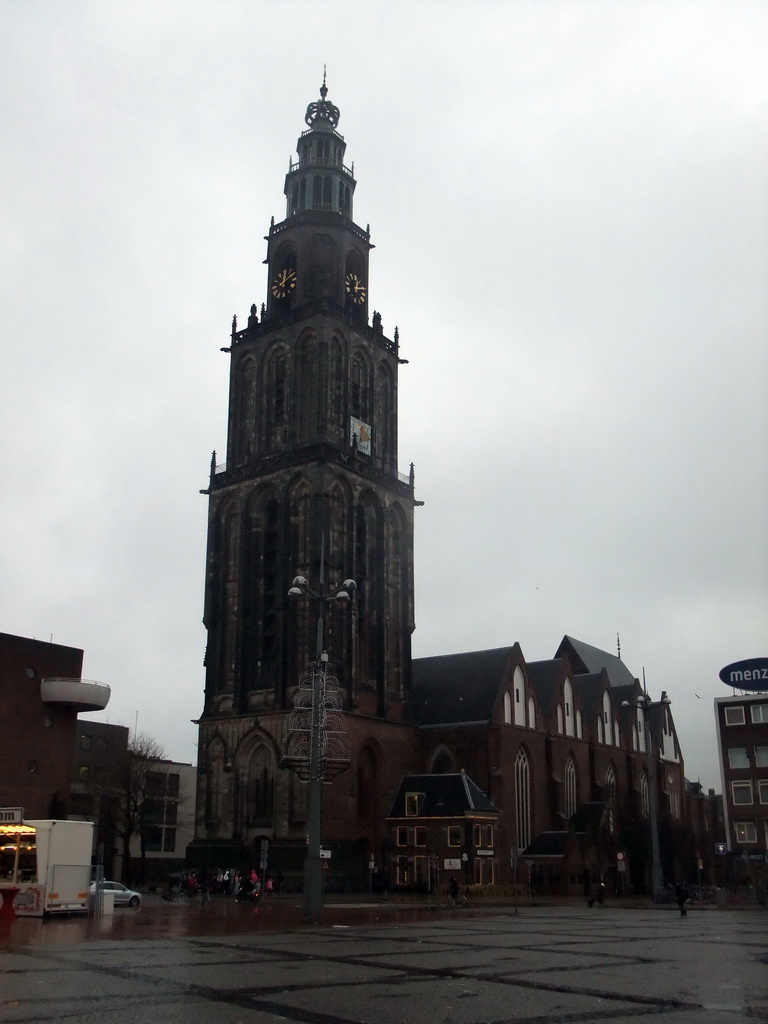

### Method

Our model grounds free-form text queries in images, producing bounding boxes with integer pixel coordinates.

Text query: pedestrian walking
[674,880,688,917]
[448,876,460,905]
[588,881,606,908]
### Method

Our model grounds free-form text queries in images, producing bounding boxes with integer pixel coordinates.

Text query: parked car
[89,880,141,907]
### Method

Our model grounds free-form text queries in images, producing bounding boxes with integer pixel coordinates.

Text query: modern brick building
[0,632,109,820]
[715,691,768,888]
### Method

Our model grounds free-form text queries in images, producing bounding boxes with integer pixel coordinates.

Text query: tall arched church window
[330,337,344,427]
[527,696,536,730]
[240,743,275,827]
[556,705,564,734]
[306,234,338,301]
[350,352,370,421]
[513,666,526,726]
[236,356,257,463]
[206,739,225,828]
[605,764,616,805]
[576,709,583,738]
[376,363,394,463]
[640,771,650,817]
[602,691,613,746]
[614,718,621,748]
[564,678,575,736]
[564,757,577,820]
[430,746,455,774]
[503,691,512,724]
[515,748,531,852]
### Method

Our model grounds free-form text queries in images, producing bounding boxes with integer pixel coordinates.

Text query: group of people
[162,867,276,902]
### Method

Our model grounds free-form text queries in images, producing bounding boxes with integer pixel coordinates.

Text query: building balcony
[40,677,111,712]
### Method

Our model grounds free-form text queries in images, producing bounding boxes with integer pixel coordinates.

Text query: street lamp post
[623,691,670,896]
[287,539,355,923]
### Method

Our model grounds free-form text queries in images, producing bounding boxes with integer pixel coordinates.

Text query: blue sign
[719,658,768,691]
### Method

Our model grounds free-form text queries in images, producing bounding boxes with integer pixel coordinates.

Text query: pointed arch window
[556,705,564,735]
[350,352,370,420]
[564,757,577,820]
[564,678,575,736]
[605,764,616,805]
[576,709,583,739]
[640,771,650,818]
[602,691,613,746]
[513,666,526,726]
[503,691,512,724]
[515,748,531,852]
[527,696,536,730]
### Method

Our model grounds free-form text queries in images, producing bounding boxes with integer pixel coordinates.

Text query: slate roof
[526,659,564,716]
[411,647,516,726]
[557,635,638,687]
[387,772,499,818]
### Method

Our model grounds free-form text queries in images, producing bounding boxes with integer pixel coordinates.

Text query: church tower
[193,80,417,872]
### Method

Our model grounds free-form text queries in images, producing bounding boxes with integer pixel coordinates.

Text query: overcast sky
[2,1,766,793]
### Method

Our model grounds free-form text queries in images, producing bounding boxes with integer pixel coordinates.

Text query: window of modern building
[728,747,750,769]
[396,826,408,846]
[731,781,753,805]
[79,734,92,751]
[757,780,768,804]
[752,704,768,724]
[756,746,768,767]
[734,821,757,843]
[724,706,745,726]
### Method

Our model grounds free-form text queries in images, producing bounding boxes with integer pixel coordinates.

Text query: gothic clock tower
[193,80,417,872]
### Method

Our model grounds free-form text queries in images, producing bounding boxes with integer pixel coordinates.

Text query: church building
[190,81,717,894]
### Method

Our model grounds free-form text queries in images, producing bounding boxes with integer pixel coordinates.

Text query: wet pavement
[1,898,766,1022]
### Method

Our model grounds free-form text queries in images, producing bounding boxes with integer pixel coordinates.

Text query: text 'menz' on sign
[719,658,768,691]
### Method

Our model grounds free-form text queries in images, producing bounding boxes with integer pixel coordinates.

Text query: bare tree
[103,732,165,884]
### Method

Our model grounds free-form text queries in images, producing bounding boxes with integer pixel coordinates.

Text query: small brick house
[386,772,500,892]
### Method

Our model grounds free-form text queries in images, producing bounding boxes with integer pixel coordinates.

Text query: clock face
[345,272,366,305]
[271,267,297,299]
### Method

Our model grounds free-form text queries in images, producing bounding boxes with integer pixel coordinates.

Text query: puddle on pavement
[0,900,478,946]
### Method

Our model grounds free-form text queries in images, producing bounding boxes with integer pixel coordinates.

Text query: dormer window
[405,792,422,816]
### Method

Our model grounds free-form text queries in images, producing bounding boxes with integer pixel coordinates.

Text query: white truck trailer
[0,818,94,916]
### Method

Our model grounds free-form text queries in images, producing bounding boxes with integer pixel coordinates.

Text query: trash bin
[102,890,115,916]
